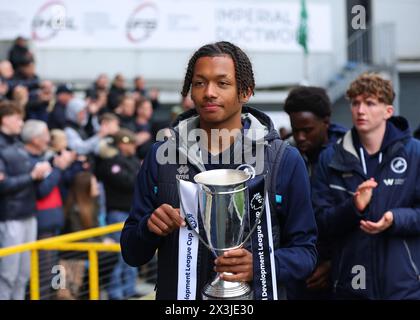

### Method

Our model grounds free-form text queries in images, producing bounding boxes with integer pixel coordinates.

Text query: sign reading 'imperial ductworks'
[0,0,332,52]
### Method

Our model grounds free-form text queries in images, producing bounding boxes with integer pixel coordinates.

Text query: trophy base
[202,273,253,300]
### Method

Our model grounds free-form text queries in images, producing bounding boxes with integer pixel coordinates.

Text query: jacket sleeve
[311,149,362,238]
[65,127,101,155]
[120,143,162,267]
[388,164,420,236]
[0,157,33,194]
[274,147,318,284]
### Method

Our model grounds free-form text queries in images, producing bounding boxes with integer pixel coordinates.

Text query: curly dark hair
[284,86,332,119]
[181,41,255,99]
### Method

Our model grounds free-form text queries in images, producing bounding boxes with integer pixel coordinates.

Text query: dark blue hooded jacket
[312,117,420,299]
[121,107,318,299]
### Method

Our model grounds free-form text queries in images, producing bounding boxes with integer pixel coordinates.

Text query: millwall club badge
[390,157,407,174]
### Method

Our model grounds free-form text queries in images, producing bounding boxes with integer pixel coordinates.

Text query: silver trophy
[179,165,263,300]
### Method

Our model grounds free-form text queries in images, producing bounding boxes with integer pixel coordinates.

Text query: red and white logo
[126,2,159,43]
[32,1,74,41]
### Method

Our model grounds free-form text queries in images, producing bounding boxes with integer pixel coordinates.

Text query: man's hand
[306,260,331,290]
[214,248,253,282]
[354,178,378,212]
[31,161,52,180]
[147,204,186,236]
[360,211,393,234]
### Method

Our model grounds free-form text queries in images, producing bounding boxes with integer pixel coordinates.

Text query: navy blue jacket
[121,107,318,299]
[312,117,420,299]
[0,132,36,221]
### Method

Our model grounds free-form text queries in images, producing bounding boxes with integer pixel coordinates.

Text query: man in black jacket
[0,100,51,299]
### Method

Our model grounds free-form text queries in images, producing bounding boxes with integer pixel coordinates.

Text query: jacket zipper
[403,240,420,281]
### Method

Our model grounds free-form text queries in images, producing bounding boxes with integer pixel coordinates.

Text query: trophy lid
[193,169,251,186]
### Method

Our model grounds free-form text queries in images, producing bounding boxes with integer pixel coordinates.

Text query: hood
[168,106,280,173]
[65,98,86,124]
[328,123,347,144]
[349,116,411,155]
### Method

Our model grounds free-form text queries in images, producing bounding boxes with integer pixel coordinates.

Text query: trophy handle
[236,164,256,179]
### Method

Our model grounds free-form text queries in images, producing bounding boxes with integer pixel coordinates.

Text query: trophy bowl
[179,167,260,300]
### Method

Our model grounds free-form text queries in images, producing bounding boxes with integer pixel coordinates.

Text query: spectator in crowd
[170,94,195,122]
[26,80,55,122]
[8,36,33,70]
[312,73,420,299]
[12,58,39,94]
[64,97,118,156]
[11,85,29,114]
[97,129,141,300]
[134,98,153,160]
[0,79,8,101]
[47,129,88,202]
[0,60,14,101]
[120,41,317,300]
[48,83,74,130]
[0,100,51,300]
[84,91,109,137]
[60,171,119,299]
[133,76,147,98]
[0,60,14,82]
[21,120,74,299]
[107,74,126,112]
[148,88,161,110]
[115,96,137,133]
[86,73,109,99]
[64,171,100,232]
[23,120,74,237]
[283,86,347,299]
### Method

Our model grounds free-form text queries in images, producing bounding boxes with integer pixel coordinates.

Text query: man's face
[290,112,329,156]
[57,92,73,105]
[33,127,51,153]
[119,142,136,157]
[1,114,23,135]
[121,98,135,116]
[97,75,109,89]
[191,55,249,129]
[137,100,153,120]
[104,119,120,134]
[350,94,393,134]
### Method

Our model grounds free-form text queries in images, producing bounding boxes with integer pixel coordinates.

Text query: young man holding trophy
[121,41,317,300]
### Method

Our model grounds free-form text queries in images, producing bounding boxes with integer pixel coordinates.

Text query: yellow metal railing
[0,222,124,300]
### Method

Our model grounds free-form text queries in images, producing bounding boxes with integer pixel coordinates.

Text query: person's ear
[384,105,394,120]
[323,116,331,129]
[239,88,252,104]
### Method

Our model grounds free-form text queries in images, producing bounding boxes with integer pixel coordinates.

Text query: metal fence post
[30,250,40,300]
[88,250,99,300]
